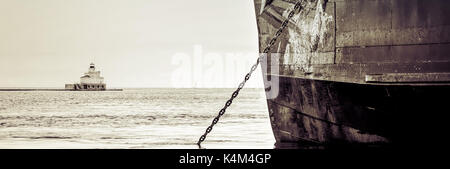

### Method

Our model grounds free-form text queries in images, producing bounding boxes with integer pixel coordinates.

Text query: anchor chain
[197,0,303,149]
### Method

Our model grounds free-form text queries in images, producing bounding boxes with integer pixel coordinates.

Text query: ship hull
[268,75,450,148]
[254,0,450,148]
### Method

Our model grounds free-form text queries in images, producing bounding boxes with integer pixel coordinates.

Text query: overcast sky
[0,0,262,88]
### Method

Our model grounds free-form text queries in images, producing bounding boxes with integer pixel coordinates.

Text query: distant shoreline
[0,89,123,91]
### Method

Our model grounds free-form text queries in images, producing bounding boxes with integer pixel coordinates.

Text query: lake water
[0,88,275,149]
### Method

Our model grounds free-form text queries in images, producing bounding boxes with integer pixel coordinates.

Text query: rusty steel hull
[254,0,450,148]
[269,76,450,148]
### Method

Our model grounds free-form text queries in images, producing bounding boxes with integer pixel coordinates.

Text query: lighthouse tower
[89,63,96,72]
[65,63,113,91]
[78,63,105,90]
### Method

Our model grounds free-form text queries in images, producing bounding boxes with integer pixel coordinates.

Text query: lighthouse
[65,63,106,90]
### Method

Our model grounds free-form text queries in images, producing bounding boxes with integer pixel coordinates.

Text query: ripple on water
[0,88,274,148]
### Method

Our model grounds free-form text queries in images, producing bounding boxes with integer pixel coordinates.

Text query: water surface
[0,88,275,149]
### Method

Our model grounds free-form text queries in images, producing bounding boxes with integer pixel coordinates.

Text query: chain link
[197,0,303,149]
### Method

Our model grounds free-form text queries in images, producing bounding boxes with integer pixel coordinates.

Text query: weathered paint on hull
[254,0,450,148]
